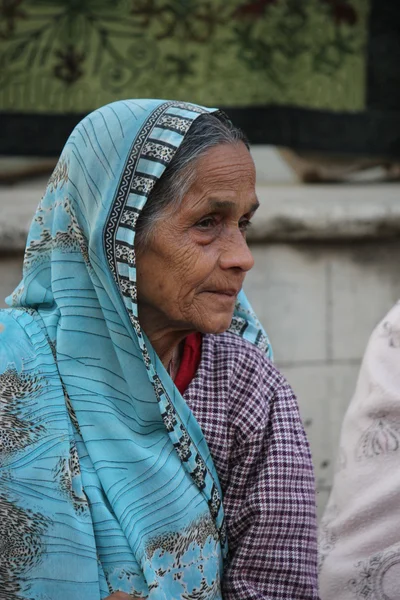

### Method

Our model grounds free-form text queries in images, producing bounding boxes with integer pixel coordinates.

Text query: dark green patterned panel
[0,0,369,113]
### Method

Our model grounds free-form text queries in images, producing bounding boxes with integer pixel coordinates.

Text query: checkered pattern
[184,332,319,599]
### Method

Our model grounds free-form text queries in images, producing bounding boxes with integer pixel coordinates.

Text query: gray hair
[135,111,249,251]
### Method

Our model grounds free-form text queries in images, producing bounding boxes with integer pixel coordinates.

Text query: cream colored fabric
[319,300,400,600]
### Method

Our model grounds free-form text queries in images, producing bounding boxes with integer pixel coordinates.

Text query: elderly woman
[0,100,318,600]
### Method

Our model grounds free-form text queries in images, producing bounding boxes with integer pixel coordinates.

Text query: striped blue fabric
[0,99,272,600]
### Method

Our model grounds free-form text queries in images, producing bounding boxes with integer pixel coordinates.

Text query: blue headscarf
[0,100,272,600]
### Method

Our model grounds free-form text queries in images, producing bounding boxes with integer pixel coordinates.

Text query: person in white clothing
[319,300,400,600]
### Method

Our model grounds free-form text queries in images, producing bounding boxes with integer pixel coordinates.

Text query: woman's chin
[196,314,234,335]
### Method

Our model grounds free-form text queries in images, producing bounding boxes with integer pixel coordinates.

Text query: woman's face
[136,142,258,336]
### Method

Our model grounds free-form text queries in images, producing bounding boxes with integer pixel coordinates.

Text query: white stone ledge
[0,179,399,252]
[249,183,400,242]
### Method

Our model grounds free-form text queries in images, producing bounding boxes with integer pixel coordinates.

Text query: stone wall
[1,175,399,519]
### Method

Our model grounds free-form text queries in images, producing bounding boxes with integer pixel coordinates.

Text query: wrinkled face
[136,142,258,336]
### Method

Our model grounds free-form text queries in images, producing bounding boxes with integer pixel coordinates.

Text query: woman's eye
[196,217,216,229]
[195,216,252,232]
[239,219,252,232]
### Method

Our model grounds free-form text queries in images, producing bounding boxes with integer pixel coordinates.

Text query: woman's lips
[204,289,239,298]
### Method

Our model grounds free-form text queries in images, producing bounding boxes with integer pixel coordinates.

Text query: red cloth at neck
[174,332,202,395]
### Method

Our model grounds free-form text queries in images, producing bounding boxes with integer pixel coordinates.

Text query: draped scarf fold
[0,99,272,600]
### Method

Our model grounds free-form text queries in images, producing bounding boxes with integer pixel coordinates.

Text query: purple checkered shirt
[183,332,319,600]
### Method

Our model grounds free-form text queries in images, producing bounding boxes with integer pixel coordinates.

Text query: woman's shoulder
[205,330,287,391]
[0,308,50,371]
[202,332,293,432]
[0,307,32,340]
[1,307,40,332]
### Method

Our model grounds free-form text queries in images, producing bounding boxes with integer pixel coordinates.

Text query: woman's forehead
[181,183,259,219]
[194,143,256,187]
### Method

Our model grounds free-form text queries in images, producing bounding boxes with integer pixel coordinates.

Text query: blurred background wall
[1,0,400,519]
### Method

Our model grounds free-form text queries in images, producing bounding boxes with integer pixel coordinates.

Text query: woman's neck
[149,330,186,370]
[137,305,194,371]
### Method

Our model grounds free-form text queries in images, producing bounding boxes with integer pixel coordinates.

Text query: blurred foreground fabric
[1,0,399,157]
[319,301,400,599]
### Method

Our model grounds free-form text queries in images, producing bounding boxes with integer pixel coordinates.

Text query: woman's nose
[219,229,255,272]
